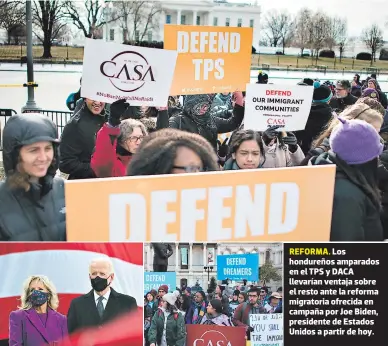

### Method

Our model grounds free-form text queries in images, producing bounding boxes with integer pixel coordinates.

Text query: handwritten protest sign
[217,253,259,281]
[244,84,314,131]
[81,38,177,107]
[250,313,283,346]
[65,166,335,242]
[164,25,252,95]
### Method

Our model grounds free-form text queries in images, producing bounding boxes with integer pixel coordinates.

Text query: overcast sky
[232,0,388,37]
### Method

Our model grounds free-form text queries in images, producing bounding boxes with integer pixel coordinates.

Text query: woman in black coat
[157,93,244,150]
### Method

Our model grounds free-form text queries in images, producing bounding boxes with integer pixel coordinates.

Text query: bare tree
[32,0,67,58]
[279,14,295,54]
[262,10,283,47]
[326,17,347,50]
[294,8,312,56]
[336,20,347,62]
[362,24,384,63]
[0,0,25,44]
[63,0,121,38]
[116,0,162,42]
[308,11,330,64]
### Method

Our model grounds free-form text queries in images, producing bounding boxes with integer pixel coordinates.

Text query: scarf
[192,301,206,324]
[183,94,218,137]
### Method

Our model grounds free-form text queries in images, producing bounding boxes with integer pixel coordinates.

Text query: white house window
[225,18,230,26]
[238,18,242,27]
[181,15,186,25]
[135,30,139,41]
[166,14,171,24]
[147,30,152,42]
[109,29,114,41]
[196,15,200,25]
[250,19,254,27]
[213,17,218,26]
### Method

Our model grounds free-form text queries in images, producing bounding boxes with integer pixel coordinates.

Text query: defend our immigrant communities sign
[164,25,253,95]
[186,324,246,346]
[65,166,335,242]
[81,38,178,107]
[217,253,259,281]
[144,272,176,295]
[244,83,314,132]
[250,313,283,346]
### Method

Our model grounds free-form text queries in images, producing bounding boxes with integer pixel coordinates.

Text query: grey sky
[233,0,387,37]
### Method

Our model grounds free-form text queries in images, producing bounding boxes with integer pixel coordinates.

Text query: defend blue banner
[144,272,177,294]
[217,253,259,281]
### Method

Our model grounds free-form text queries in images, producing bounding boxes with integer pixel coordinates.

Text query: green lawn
[252,54,388,73]
[1,45,387,73]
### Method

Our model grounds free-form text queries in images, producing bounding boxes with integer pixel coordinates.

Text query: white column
[203,243,207,266]
[177,10,181,24]
[175,243,179,271]
[193,11,197,25]
[189,243,193,271]
[208,11,213,26]
[147,246,152,271]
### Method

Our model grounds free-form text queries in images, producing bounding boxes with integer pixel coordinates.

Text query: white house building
[144,242,283,291]
[104,0,261,48]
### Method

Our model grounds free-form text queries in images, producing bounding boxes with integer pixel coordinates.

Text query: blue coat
[9,308,68,346]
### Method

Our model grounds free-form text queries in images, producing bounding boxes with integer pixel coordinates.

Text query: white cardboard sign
[81,38,178,107]
[250,313,283,346]
[244,84,314,131]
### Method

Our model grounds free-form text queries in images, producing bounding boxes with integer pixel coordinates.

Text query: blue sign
[217,253,259,281]
[144,272,177,295]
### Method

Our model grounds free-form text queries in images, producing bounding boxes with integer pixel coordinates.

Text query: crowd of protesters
[144,282,283,345]
[0,71,387,241]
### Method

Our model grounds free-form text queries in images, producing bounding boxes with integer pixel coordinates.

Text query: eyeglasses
[128,136,144,143]
[172,165,204,173]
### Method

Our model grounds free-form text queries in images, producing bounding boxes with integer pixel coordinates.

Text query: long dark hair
[229,129,266,166]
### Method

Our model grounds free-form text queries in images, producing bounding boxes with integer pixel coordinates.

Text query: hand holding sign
[281,132,298,153]
[109,99,129,126]
[262,125,282,145]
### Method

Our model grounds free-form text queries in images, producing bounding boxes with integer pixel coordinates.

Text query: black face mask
[91,276,110,292]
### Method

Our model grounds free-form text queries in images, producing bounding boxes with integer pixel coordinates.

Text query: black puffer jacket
[157,105,244,150]
[311,151,383,241]
[329,93,358,113]
[0,114,66,241]
[59,100,105,179]
[295,103,333,155]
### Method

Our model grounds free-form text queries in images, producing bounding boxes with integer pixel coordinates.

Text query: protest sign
[217,253,259,281]
[144,272,176,295]
[186,324,246,346]
[65,166,335,242]
[81,38,177,107]
[250,313,283,346]
[164,25,252,95]
[244,83,314,131]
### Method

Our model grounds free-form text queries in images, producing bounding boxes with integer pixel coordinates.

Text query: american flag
[0,243,143,342]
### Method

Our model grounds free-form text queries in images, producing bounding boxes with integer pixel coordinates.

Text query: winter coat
[351,85,362,98]
[153,243,173,267]
[200,313,235,326]
[329,93,358,113]
[59,100,105,179]
[262,141,305,168]
[157,105,244,150]
[0,115,66,241]
[148,309,186,346]
[295,103,333,155]
[378,150,388,239]
[311,151,383,241]
[91,123,132,178]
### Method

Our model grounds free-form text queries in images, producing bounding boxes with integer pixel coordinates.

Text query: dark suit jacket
[67,288,137,334]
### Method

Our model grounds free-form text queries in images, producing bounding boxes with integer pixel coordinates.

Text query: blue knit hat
[330,117,383,164]
[313,81,333,103]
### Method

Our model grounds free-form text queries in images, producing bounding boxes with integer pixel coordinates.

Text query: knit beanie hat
[162,290,180,306]
[313,81,333,103]
[330,117,383,164]
[233,289,240,296]
[301,78,314,86]
[158,285,169,294]
[362,88,379,100]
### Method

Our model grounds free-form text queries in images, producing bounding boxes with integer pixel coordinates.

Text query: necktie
[97,296,104,319]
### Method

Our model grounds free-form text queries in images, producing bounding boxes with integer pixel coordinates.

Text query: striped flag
[0,243,143,341]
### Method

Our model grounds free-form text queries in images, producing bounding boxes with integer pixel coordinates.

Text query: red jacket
[91,123,132,177]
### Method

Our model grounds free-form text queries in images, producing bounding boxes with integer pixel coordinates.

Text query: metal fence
[0,109,73,150]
